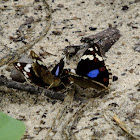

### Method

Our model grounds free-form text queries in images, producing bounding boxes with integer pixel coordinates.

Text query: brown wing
[30,50,54,86]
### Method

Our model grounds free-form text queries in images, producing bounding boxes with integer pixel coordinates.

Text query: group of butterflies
[14,43,112,92]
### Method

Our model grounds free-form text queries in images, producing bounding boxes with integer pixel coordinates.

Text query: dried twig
[81,27,121,55]
[113,114,139,140]
[0,75,65,101]
[64,27,120,57]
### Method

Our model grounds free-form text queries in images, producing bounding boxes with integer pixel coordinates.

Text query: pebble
[52,31,62,35]
[121,73,126,76]
[117,51,121,55]
[121,5,129,11]
[10,68,26,83]
[89,27,97,31]
[112,76,118,81]
[57,4,64,8]
[134,44,140,52]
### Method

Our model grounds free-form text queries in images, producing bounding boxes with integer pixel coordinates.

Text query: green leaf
[0,112,26,140]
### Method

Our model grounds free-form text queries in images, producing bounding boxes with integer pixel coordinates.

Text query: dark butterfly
[14,50,66,89]
[65,43,112,92]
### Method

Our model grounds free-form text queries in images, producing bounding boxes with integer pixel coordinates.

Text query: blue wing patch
[87,69,99,78]
[55,66,60,76]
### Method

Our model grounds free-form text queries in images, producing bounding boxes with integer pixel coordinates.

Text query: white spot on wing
[23,71,29,78]
[95,54,103,61]
[88,48,93,51]
[81,55,94,60]
[94,46,98,51]
[70,69,76,74]
[17,63,21,67]
[24,64,31,72]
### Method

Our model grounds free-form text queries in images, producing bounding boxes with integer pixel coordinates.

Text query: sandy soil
[0,0,140,140]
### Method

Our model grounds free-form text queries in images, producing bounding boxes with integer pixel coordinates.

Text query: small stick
[113,114,139,140]
[0,75,65,101]
[64,27,120,57]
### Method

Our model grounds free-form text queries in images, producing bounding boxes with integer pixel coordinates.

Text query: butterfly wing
[13,62,46,86]
[76,43,111,87]
[30,50,56,86]
[51,58,65,77]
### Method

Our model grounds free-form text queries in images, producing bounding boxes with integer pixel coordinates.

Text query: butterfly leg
[60,82,67,89]
[47,82,54,90]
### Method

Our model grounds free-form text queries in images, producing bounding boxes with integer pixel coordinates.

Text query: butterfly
[14,50,67,89]
[65,43,112,92]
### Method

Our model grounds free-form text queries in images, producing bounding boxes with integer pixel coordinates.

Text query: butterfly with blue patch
[64,43,112,91]
[75,43,112,88]
[14,50,67,89]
